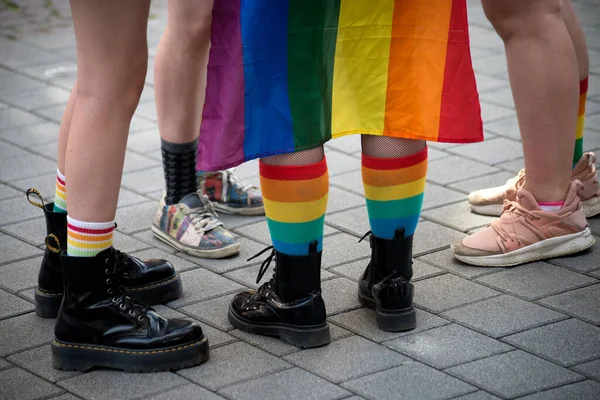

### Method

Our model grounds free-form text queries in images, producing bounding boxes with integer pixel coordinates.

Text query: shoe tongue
[178,192,208,209]
[515,188,540,210]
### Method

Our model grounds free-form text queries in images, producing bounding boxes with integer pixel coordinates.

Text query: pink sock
[538,201,564,212]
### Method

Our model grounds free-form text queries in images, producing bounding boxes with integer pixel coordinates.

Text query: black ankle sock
[161,138,198,205]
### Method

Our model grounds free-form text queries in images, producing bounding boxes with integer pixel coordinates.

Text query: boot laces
[105,250,150,321]
[223,168,256,195]
[492,200,540,246]
[247,246,276,298]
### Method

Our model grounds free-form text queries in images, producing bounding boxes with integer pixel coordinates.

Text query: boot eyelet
[112,297,119,303]
[120,304,127,310]
[128,310,135,316]
[105,258,111,265]
[105,268,110,275]
[107,288,113,295]
[106,279,112,285]
[137,315,144,322]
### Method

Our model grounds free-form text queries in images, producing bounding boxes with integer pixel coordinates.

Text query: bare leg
[562,0,589,81]
[482,0,579,202]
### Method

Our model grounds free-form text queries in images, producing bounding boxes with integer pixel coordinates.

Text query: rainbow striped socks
[260,158,328,256]
[574,77,588,164]
[362,148,428,239]
[67,216,114,257]
[53,168,67,214]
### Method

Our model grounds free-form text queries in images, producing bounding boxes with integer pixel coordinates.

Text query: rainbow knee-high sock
[574,77,588,165]
[260,158,328,256]
[362,147,428,239]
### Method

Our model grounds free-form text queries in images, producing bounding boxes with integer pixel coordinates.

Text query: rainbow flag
[197,0,482,171]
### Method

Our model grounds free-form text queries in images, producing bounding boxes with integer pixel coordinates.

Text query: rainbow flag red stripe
[198,0,482,171]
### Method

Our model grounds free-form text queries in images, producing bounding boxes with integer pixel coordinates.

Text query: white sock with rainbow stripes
[66,216,114,257]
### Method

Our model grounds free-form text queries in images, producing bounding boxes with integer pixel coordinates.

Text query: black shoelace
[246,246,276,299]
[104,250,149,321]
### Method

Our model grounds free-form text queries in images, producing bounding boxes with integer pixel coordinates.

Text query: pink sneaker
[453,181,595,267]
[468,152,600,218]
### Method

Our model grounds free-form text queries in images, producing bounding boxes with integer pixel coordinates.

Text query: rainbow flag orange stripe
[197,0,482,171]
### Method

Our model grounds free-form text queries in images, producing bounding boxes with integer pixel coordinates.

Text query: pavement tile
[180,293,235,332]
[386,324,513,369]
[573,359,600,381]
[447,137,523,165]
[0,367,63,400]
[131,229,177,255]
[283,335,408,383]
[122,150,160,174]
[0,312,55,356]
[0,72,48,95]
[519,380,600,400]
[49,393,82,400]
[427,156,499,185]
[422,202,495,232]
[229,329,299,357]
[0,152,55,181]
[129,248,198,272]
[475,262,597,300]
[480,103,516,124]
[0,358,10,370]
[0,288,34,319]
[0,140,28,159]
[0,233,42,264]
[446,350,583,399]
[121,167,165,194]
[499,157,525,174]
[126,129,162,154]
[1,216,46,247]
[218,367,350,400]
[58,370,187,400]
[6,86,70,111]
[146,384,225,400]
[331,258,442,283]
[235,219,337,246]
[537,284,600,325]
[324,150,361,177]
[206,212,265,230]
[0,38,64,68]
[0,256,41,292]
[548,241,600,272]
[0,183,20,201]
[441,295,566,338]
[418,249,502,279]
[321,233,370,269]
[421,183,465,210]
[7,344,80,382]
[165,268,244,309]
[321,277,362,316]
[503,319,600,367]
[325,206,370,237]
[479,86,515,109]
[448,171,516,194]
[330,170,363,195]
[114,201,159,234]
[224,262,335,290]
[473,75,509,92]
[414,274,500,313]
[329,307,449,343]
[412,221,468,256]
[451,392,501,400]
[178,341,290,391]
[111,231,151,253]
[343,362,475,400]
[9,172,55,201]
[0,195,47,227]
[326,187,365,214]
[183,237,265,274]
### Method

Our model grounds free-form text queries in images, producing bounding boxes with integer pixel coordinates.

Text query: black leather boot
[27,189,183,318]
[52,248,209,372]
[228,242,330,348]
[358,229,416,332]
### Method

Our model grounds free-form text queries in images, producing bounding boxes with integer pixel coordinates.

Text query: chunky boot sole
[36,275,183,319]
[35,288,63,318]
[358,291,416,332]
[51,336,209,373]
[228,306,330,348]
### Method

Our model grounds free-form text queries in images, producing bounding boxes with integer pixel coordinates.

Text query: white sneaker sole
[471,195,600,219]
[452,228,595,267]
[151,225,241,259]
[213,203,265,216]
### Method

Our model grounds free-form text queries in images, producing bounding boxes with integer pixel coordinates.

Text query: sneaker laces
[105,250,150,321]
[223,168,257,195]
[185,195,222,231]
[492,200,540,246]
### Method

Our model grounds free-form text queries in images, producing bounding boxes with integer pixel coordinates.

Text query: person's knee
[167,3,212,51]
[482,0,562,41]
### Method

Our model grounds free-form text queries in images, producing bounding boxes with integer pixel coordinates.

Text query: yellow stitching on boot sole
[52,338,205,355]
[36,288,63,296]
[124,274,179,291]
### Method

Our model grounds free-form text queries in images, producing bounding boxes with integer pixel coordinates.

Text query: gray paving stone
[166,268,244,309]
[548,240,600,272]
[7,344,80,382]
[219,367,350,400]
[0,152,55,181]
[178,341,290,390]
[0,195,48,227]
[0,288,34,319]
[479,86,515,109]
[473,75,509,92]
[121,167,165,194]
[322,233,370,269]
[427,156,499,185]
[519,380,600,400]
[283,335,408,383]
[0,107,46,131]
[122,150,160,174]
[330,170,363,195]
[0,38,64,68]
[127,129,162,154]
[321,277,362,316]
[229,329,299,357]
[451,392,501,400]
[422,202,495,232]
[1,216,46,247]
[472,55,509,77]
[538,284,600,325]
[224,262,335,290]
[7,86,69,111]
[386,324,512,369]
[499,157,525,174]
[114,201,159,234]
[129,248,198,272]
[46,394,81,400]
[331,258,442,283]
[209,212,265,230]
[441,294,566,338]
[324,150,361,177]
[182,237,264,274]
[0,140,28,159]
[180,293,235,332]
[414,274,500,313]
[418,249,502,279]
[447,137,523,165]
[0,233,42,264]
[476,262,597,300]
[0,367,63,400]
[327,187,365,214]
[0,256,41,292]
[0,358,10,370]
[134,101,158,122]
[504,319,600,367]
[330,307,449,343]
[448,170,516,194]
[59,370,187,400]
[0,183,20,200]
[9,172,55,201]
[131,229,177,255]
[343,361,475,400]
[421,183,466,210]
[573,359,600,381]
[0,72,48,95]
[146,384,225,400]
[480,103,516,124]
[0,312,55,356]
[325,206,370,237]
[112,230,152,253]
[413,221,468,256]
[446,350,583,399]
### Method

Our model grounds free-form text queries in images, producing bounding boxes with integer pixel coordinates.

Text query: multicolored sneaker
[468,152,600,218]
[453,181,595,267]
[198,169,264,216]
[152,192,240,258]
